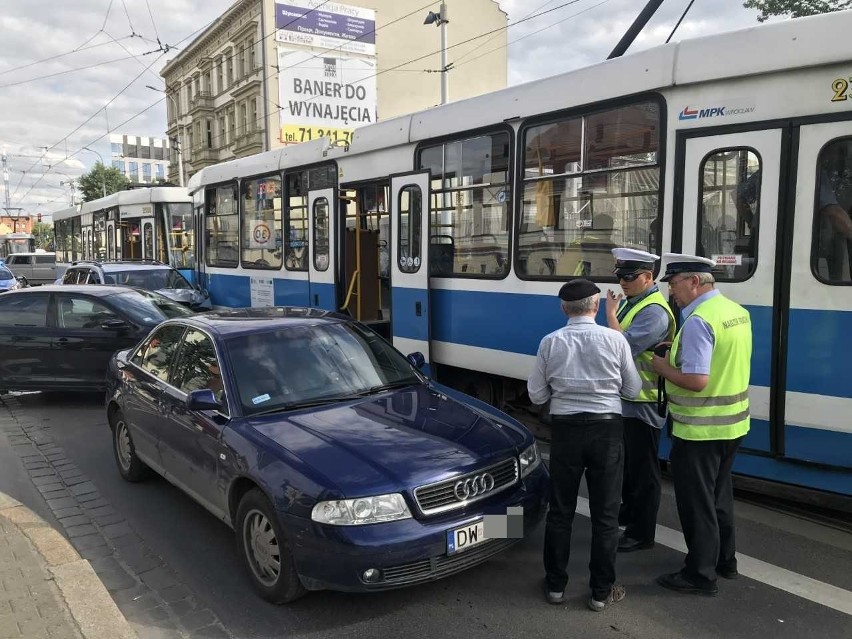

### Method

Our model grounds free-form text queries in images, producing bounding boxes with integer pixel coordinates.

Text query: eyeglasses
[617,272,642,282]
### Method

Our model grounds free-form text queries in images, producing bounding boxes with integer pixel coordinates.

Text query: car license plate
[447,520,488,555]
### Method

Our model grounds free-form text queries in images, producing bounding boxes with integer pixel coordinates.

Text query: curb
[0,490,137,639]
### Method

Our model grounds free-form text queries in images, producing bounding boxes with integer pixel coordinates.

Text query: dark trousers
[670,435,743,586]
[619,417,662,543]
[543,414,624,600]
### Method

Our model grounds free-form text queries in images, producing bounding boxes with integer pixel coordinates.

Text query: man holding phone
[605,248,675,553]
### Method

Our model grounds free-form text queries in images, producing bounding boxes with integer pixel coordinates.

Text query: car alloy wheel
[235,488,305,604]
[110,409,150,482]
[244,509,281,587]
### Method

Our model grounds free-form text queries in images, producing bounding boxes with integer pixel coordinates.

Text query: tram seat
[453,235,506,275]
[430,235,454,276]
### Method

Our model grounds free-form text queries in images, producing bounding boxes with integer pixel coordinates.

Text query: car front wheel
[236,488,306,604]
[111,410,150,482]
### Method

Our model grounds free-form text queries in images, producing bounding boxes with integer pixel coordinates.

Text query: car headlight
[519,442,541,478]
[311,493,412,525]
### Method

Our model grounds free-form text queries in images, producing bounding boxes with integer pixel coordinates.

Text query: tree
[743,0,852,21]
[32,221,54,250]
[78,162,130,202]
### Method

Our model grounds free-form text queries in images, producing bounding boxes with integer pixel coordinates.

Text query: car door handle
[57,337,69,344]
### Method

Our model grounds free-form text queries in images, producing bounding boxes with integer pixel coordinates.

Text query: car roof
[176,307,353,337]
[71,262,174,272]
[9,252,55,257]
[7,285,138,297]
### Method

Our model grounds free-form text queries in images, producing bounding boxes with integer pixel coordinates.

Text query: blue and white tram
[188,12,852,499]
[53,187,196,282]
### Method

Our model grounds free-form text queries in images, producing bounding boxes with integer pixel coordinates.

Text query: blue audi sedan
[105,308,549,603]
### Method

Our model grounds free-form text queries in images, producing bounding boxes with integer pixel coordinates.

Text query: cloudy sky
[0,0,773,218]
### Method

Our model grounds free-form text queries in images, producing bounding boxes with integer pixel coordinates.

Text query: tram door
[106,221,116,260]
[141,218,156,261]
[676,128,783,455]
[307,188,336,309]
[193,196,206,289]
[390,172,431,365]
[783,121,852,470]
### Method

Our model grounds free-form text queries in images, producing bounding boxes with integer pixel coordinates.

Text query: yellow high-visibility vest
[618,289,675,403]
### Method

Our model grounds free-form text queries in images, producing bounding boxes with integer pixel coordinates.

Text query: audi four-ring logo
[454,473,496,500]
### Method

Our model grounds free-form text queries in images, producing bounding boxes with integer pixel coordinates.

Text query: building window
[112,159,123,170]
[229,111,236,144]
[207,120,213,149]
[697,148,760,282]
[241,175,282,269]
[142,163,152,182]
[238,46,245,80]
[216,61,223,93]
[129,162,138,181]
[205,183,239,267]
[227,56,233,87]
[111,143,121,154]
[220,117,227,146]
[156,164,165,180]
[516,99,661,280]
[203,70,211,94]
[417,131,512,278]
[250,99,257,132]
[813,137,852,284]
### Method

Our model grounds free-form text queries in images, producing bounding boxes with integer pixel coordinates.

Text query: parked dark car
[61,260,211,310]
[0,285,193,393]
[105,307,549,603]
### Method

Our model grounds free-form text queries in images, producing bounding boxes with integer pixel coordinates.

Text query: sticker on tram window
[712,254,743,266]
[830,77,852,102]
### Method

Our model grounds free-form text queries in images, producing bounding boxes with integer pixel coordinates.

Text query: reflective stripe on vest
[666,294,752,441]
[618,289,675,403]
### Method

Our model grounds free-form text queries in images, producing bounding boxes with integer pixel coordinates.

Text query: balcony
[189,91,214,114]
[189,145,219,168]
[233,129,264,156]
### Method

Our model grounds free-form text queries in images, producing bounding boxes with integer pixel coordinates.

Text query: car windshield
[227,322,423,417]
[103,268,192,290]
[114,290,194,325]
[0,267,13,280]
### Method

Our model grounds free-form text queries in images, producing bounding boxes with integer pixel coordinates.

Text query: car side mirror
[101,319,129,331]
[406,352,426,370]
[186,389,222,411]
[15,276,28,287]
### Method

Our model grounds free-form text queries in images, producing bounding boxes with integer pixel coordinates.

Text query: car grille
[413,457,518,515]
[381,538,518,586]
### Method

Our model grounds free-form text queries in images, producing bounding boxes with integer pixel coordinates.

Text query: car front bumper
[286,466,549,592]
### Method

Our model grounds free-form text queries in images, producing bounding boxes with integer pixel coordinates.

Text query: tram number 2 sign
[250,221,273,249]
[830,77,852,102]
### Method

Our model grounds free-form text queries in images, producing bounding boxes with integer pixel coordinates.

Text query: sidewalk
[0,491,136,639]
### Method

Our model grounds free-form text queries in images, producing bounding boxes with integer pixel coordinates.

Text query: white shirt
[528,316,642,415]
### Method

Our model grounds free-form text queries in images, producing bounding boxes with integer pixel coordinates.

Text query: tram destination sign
[275,0,376,56]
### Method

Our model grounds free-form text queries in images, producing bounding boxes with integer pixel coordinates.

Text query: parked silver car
[60,260,211,310]
[4,252,58,286]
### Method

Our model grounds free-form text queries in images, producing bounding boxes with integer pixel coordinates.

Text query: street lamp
[81,147,107,198]
[424,2,450,105]
[146,85,185,187]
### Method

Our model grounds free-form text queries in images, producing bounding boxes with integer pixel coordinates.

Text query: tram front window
[166,203,195,269]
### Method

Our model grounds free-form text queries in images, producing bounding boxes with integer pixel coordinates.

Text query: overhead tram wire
[450,0,613,71]
[11,1,336,208]
[0,53,153,89]
[144,0,162,48]
[0,37,135,78]
[666,0,696,43]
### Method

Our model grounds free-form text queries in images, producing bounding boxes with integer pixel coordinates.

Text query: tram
[52,187,196,282]
[0,232,36,261]
[187,12,852,498]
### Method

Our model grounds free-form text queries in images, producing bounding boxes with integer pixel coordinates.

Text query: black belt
[551,412,621,423]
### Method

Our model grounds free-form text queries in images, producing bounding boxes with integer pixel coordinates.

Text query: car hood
[154,287,210,307]
[246,383,531,496]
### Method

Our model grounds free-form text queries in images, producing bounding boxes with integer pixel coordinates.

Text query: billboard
[275,1,376,56]
[277,47,377,146]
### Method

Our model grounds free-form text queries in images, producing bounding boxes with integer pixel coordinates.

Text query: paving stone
[31,475,60,487]
[57,475,87,486]
[108,583,153,606]
[28,468,57,478]
[51,507,83,520]
[57,515,90,528]
[40,489,70,501]
[77,544,114,561]
[138,566,179,591]
[85,505,117,518]
[101,522,135,540]
[98,568,138,592]
[64,524,98,538]
[188,625,231,639]
[76,492,102,504]
[92,513,124,527]
[68,482,97,497]
[179,609,217,632]
[158,583,192,603]
[79,497,108,510]
[70,534,106,551]
[36,482,65,494]
[44,497,76,511]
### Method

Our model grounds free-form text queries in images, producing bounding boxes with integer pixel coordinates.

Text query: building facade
[109,134,171,184]
[159,0,507,183]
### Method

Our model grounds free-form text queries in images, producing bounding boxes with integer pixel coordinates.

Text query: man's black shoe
[716,566,739,580]
[656,571,719,596]
[617,536,655,552]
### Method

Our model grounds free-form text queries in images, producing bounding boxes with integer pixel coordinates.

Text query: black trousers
[670,435,744,586]
[543,414,624,600]
[620,417,662,543]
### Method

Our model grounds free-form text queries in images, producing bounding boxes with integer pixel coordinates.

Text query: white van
[4,252,58,285]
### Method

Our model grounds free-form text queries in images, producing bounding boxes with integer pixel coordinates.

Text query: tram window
[416,131,511,278]
[205,184,239,268]
[696,148,760,282]
[517,99,661,280]
[94,213,107,261]
[812,138,852,284]
[313,197,330,272]
[240,175,282,270]
[285,171,308,271]
[398,185,422,273]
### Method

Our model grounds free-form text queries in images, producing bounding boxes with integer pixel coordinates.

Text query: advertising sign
[275,0,376,56]
[277,47,377,145]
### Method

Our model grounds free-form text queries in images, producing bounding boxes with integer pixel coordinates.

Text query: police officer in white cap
[651,253,752,596]
[605,248,675,553]
[528,279,641,611]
